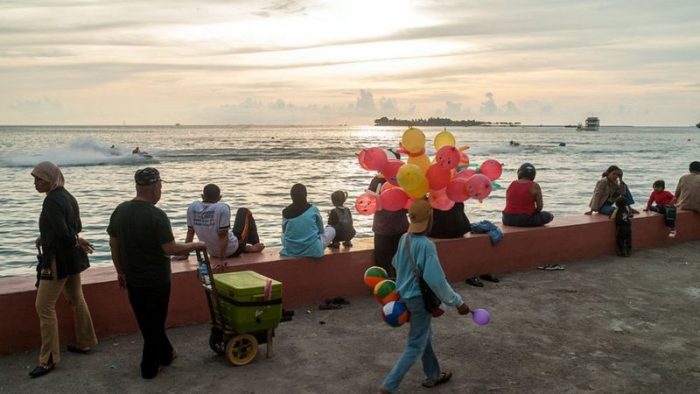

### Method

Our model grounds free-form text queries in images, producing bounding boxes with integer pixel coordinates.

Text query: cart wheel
[209,328,225,355]
[225,334,258,366]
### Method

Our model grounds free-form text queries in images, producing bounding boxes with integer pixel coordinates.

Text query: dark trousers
[374,233,403,278]
[650,205,676,228]
[231,208,260,256]
[615,225,632,256]
[127,283,174,378]
[502,211,554,227]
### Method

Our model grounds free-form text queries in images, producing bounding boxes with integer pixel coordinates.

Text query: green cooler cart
[196,249,282,366]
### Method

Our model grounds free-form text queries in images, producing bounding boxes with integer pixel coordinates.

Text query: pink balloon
[358,148,388,171]
[435,146,461,170]
[479,159,502,181]
[466,174,493,202]
[355,192,378,215]
[455,168,476,179]
[446,178,470,202]
[426,163,451,190]
[429,189,456,211]
[381,188,409,211]
[379,159,405,186]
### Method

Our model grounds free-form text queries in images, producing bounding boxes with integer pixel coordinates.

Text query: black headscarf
[282,183,312,219]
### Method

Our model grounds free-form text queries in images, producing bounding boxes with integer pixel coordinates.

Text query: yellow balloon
[434,129,456,150]
[408,154,431,174]
[404,178,429,199]
[397,163,426,191]
[402,127,425,153]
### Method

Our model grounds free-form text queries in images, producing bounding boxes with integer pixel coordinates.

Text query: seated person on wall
[180,184,265,259]
[586,165,638,215]
[281,183,335,258]
[428,201,499,287]
[674,161,700,212]
[502,163,554,227]
[369,172,408,279]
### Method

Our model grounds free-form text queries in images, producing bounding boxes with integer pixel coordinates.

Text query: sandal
[422,371,452,388]
[29,364,55,378]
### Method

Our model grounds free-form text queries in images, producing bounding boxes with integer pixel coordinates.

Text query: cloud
[480,92,497,115]
[11,97,62,114]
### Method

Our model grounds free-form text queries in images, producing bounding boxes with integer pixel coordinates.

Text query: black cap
[517,163,536,180]
[134,167,162,185]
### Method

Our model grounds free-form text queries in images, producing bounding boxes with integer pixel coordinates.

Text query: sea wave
[1,137,159,167]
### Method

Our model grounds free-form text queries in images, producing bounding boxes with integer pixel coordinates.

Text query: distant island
[374,116,521,127]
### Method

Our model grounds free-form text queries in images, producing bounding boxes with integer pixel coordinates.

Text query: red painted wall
[2,211,698,354]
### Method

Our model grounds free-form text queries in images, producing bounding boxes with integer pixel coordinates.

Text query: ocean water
[0,125,697,277]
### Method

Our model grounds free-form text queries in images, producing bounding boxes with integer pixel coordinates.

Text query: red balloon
[429,188,456,211]
[426,163,452,190]
[466,174,493,202]
[479,159,502,181]
[435,146,461,170]
[459,152,470,166]
[355,192,378,215]
[455,168,476,179]
[446,178,470,202]
[379,159,405,186]
[358,147,388,171]
[381,188,409,211]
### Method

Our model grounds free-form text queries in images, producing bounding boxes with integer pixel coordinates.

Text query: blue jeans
[599,187,635,215]
[380,296,441,392]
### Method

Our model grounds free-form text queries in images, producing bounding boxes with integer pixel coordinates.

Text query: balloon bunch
[355,127,503,215]
[363,266,409,327]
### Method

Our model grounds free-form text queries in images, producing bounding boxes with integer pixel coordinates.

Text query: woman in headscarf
[280,183,335,258]
[29,161,97,378]
[585,165,638,215]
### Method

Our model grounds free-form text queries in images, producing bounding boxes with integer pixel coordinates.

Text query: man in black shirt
[107,167,204,379]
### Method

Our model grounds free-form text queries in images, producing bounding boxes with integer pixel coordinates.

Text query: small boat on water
[577,117,600,131]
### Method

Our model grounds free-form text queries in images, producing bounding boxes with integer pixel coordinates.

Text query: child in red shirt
[643,180,676,237]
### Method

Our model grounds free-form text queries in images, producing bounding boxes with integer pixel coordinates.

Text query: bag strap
[403,234,423,280]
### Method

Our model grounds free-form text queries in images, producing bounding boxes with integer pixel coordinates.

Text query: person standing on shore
[378,199,471,393]
[369,174,408,278]
[107,167,204,379]
[29,161,98,378]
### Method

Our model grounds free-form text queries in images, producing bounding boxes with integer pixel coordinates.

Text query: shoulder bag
[404,234,442,314]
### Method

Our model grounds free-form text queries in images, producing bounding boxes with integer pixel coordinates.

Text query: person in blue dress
[280,183,335,258]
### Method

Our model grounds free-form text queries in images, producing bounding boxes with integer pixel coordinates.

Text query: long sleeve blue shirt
[392,233,463,307]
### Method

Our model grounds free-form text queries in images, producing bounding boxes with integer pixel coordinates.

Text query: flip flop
[67,344,91,354]
[422,371,453,388]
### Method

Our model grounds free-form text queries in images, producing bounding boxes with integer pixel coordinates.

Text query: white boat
[577,117,599,131]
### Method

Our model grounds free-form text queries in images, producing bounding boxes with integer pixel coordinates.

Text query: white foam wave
[1,137,157,167]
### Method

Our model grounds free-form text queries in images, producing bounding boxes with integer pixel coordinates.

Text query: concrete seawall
[2,210,699,354]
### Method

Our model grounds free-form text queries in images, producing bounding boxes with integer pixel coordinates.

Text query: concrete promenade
[1,241,699,393]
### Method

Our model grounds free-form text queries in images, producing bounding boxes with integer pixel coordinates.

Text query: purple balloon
[471,308,490,326]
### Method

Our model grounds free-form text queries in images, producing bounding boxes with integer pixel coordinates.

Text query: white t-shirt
[186,201,239,258]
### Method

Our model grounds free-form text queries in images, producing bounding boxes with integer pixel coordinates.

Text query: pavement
[1,241,699,394]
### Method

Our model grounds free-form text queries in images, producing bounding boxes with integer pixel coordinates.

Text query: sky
[1,0,699,126]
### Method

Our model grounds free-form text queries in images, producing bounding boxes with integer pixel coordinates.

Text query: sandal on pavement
[465,277,484,287]
[480,274,500,283]
[422,371,453,388]
[67,344,91,354]
[29,364,55,378]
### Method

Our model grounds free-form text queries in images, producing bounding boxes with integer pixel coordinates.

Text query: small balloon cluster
[363,266,409,327]
[355,127,503,215]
